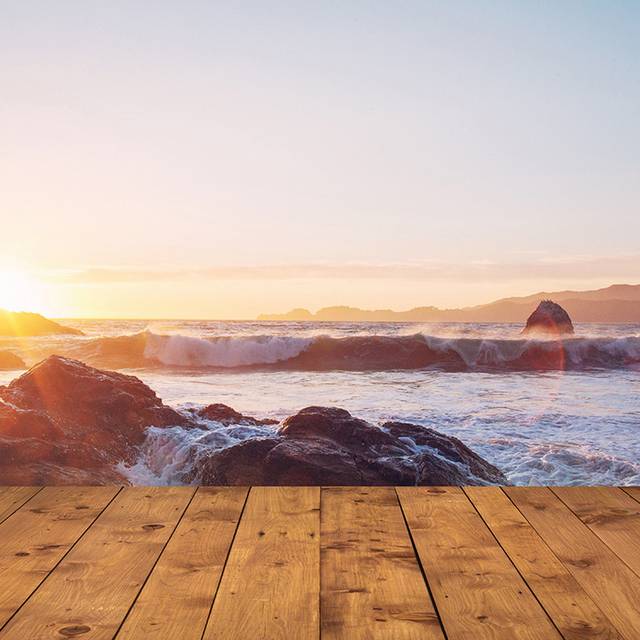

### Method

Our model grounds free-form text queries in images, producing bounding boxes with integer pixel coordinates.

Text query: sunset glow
[0,270,49,315]
[0,3,639,319]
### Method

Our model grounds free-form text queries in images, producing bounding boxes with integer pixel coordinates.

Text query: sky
[1,1,639,318]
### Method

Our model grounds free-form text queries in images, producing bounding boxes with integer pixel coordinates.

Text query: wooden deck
[0,487,639,639]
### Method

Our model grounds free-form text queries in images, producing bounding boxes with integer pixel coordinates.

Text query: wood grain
[0,486,119,630]
[552,486,640,576]
[117,487,248,640]
[321,487,444,639]
[0,486,41,525]
[0,486,194,640]
[203,487,320,640]
[622,486,640,503]
[466,486,621,640]
[397,486,560,639]
[506,486,640,640]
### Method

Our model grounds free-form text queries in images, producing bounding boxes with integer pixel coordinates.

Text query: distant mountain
[257,284,640,323]
[0,310,83,337]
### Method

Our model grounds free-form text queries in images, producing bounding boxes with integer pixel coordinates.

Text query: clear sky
[1,1,639,318]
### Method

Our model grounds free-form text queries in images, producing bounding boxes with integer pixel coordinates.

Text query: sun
[0,269,48,314]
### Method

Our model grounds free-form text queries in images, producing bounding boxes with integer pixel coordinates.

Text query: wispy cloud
[41,254,640,285]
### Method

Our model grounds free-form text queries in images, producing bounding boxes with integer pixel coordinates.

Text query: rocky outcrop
[196,403,279,426]
[0,351,25,370]
[522,300,574,335]
[188,406,506,486]
[0,359,506,486]
[0,309,83,337]
[0,356,189,484]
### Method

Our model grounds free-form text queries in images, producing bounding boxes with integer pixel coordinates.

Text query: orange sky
[2,258,639,319]
[2,3,639,318]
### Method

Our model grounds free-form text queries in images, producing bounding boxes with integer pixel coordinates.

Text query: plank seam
[499,487,627,640]
[549,486,640,580]
[394,487,450,640]
[199,485,252,640]
[462,487,567,639]
[0,487,44,526]
[0,485,125,634]
[621,486,640,505]
[319,486,324,640]
[113,486,200,639]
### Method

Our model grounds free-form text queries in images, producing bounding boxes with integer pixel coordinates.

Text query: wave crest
[77,331,640,372]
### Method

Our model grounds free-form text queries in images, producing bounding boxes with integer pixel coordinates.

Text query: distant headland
[0,309,83,337]
[258,284,640,323]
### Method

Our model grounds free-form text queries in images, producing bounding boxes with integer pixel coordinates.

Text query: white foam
[422,334,640,368]
[143,333,312,368]
[118,418,278,485]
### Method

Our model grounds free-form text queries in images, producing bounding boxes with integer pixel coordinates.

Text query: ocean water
[1,319,639,486]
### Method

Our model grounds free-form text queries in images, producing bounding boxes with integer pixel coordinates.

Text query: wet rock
[190,406,506,486]
[278,407,407,457]
[196,403,278,426]
[384,421,505,484]
[0,356,188,484]
[522,300,574,335]
[0,359,507,487]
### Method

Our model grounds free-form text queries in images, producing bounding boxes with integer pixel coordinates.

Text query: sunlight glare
[0,269,47,314]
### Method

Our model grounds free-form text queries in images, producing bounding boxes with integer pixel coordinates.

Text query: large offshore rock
[522,300,574,335]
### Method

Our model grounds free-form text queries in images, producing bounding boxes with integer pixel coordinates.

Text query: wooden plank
[203,487,320,640]
[0,486,194,640]
[466,487,621,640]
[397,486,560,639]
[117,487,248,640]
[0,486,119,630]
[0,486,41,525]
[622,486,640,503]
[506,486,640,640]
[552,487,640,577]
[321,487,444,640]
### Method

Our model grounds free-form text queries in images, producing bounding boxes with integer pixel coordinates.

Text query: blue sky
[1,1,638,317]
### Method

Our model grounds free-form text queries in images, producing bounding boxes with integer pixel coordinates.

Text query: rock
[522,300,574,335]
[278,407,407,456]
[383,421,505,484]
[196,403,278,426]
[0,356,188,484]
[0,309,83,337]
[0,351,25,370]
[0,359,507,487]
[189,406,506,486]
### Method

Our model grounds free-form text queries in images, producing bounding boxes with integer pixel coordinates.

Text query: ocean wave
[144,333,312,367]
[76,331,640,372]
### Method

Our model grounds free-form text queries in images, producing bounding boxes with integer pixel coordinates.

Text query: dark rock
[0,359,507,487]
[522,300,574,335]
[0,351,25,370]
[190,406,506,486]
[191,437,364,486]
[0,356,188,484]
[197,403,278,426]
[278,407,407,457]
[383,421,505,484]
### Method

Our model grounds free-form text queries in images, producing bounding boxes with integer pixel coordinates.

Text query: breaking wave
[75,330,640,372]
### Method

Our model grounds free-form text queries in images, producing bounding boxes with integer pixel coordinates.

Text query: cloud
[42,254,640,285]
